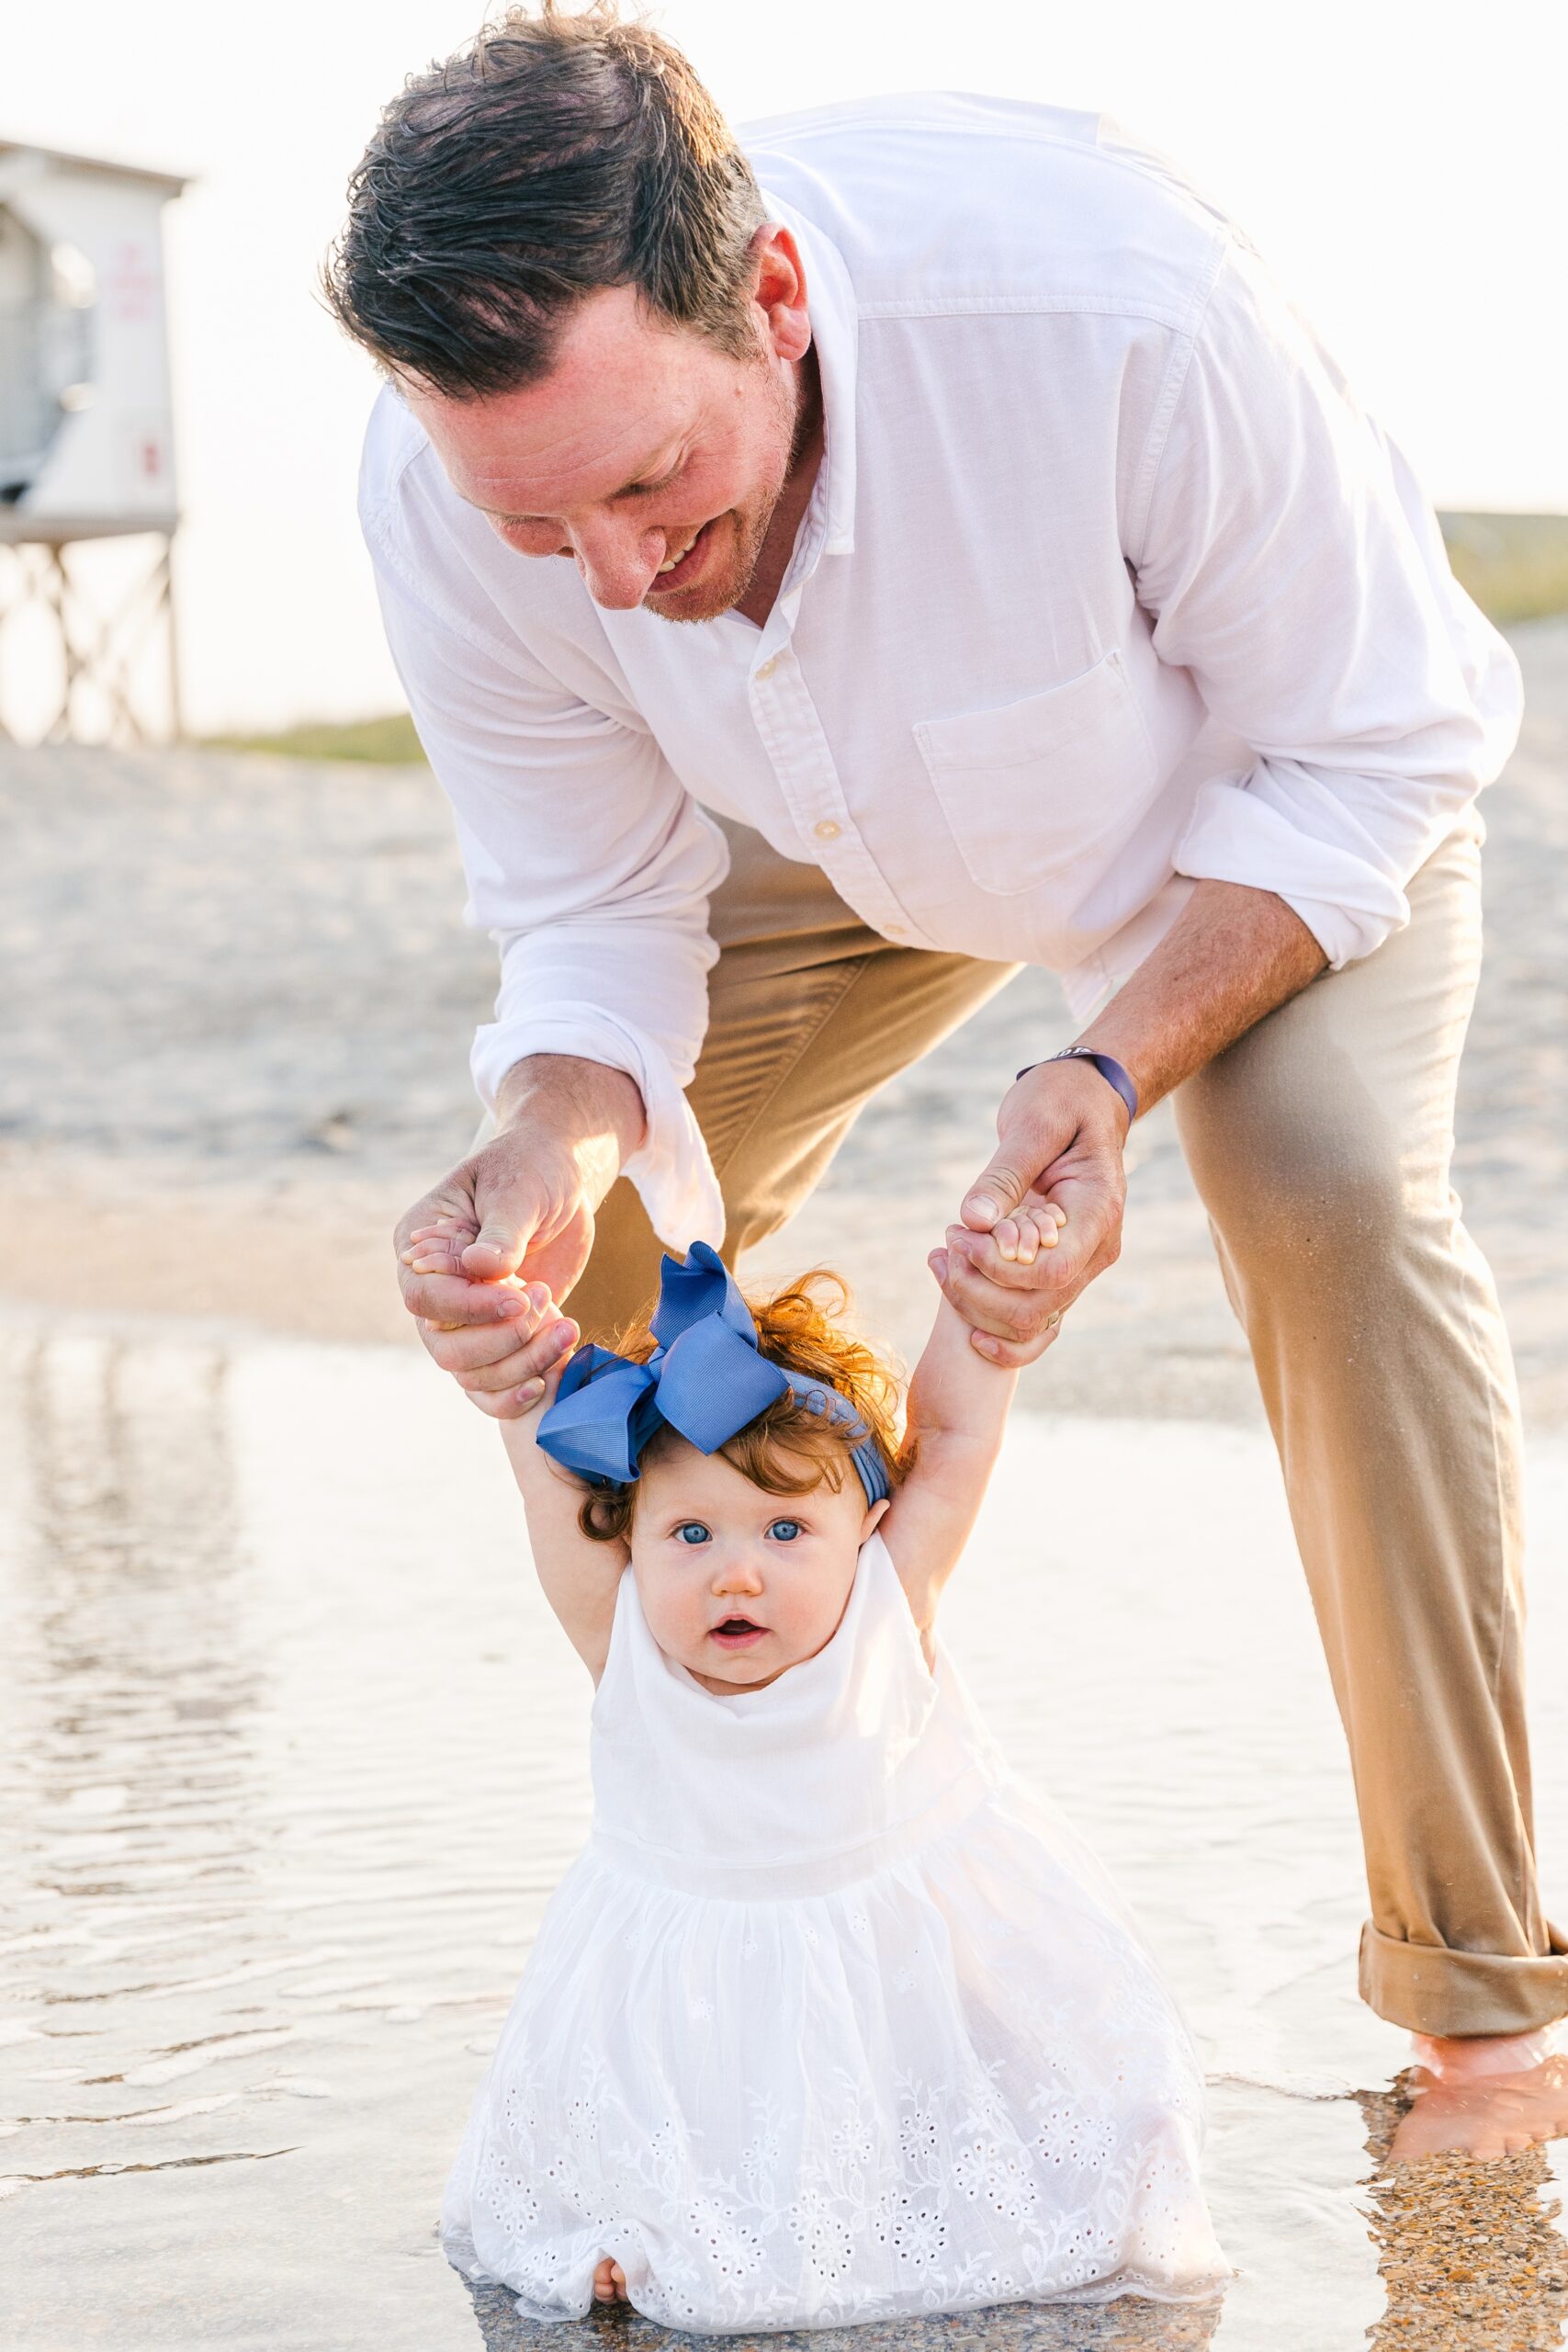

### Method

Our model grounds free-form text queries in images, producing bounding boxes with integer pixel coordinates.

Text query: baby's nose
[713,1555,764,1595]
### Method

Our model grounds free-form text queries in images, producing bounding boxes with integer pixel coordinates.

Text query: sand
[2,614,1565,1429]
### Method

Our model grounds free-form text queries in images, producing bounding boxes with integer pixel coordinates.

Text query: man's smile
[647,515,721,597]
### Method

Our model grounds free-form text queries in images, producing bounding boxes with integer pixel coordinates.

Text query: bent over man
[325,6,1566,2154]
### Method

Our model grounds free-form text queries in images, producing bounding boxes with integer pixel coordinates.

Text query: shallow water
[1,1322,1564,2350]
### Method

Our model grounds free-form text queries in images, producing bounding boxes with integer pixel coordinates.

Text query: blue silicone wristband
[1014,1047,1139,1125]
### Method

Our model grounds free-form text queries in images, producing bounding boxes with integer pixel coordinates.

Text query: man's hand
[394,1055,645,1418]
[932,880,1328,1365]
[931,1059,1130,1366]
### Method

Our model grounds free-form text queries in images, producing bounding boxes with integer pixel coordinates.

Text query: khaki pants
[567,818,1568,2037]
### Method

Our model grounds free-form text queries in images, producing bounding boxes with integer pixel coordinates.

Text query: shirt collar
[761,191,859,562]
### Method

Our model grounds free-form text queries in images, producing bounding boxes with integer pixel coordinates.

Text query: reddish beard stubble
[644,343,820,625]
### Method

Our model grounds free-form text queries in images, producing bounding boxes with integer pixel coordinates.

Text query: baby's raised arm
[880,1216,1061,1642]
[497,1311,627,1682]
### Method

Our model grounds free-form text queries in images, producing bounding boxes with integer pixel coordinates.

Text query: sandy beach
[2,618,1567,2351]
[3,614,1566,1428]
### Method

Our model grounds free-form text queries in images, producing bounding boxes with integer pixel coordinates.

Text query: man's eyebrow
[467,447,686,524]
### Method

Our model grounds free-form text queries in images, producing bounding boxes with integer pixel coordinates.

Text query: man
[326,6,1566,2154]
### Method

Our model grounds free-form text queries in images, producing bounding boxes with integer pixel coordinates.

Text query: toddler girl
[440,1239,1227,2330]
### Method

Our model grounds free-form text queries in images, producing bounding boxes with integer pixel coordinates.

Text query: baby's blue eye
[674,1522,710,1545]
[769,1519,803,1543]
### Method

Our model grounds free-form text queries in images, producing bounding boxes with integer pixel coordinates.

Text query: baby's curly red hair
[577,1267,911,1543]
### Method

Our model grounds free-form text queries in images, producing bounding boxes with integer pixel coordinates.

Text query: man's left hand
[932,1059,1132,1364]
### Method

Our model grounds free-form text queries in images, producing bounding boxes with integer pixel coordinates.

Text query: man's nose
[570,516,662,610]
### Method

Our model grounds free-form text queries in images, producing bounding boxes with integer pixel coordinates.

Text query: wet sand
[2,617,1567,2348]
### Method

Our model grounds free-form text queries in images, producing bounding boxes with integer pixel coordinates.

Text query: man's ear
[860,1494,891,1543]
[750,224,811,363]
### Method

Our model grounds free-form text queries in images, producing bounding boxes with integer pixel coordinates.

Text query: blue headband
[535,1242,891,1507]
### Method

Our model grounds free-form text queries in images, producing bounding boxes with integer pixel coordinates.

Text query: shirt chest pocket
[913,650,1156,899]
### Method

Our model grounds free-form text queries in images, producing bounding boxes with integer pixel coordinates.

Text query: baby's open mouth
[709,1616,767,1648]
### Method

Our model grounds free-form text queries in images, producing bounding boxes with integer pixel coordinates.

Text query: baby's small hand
[990,1193,1068,1266]
[401,1214,483,1283]
[404,1216,579,1415]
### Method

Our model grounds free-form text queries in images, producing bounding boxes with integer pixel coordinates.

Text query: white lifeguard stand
[0,140,186,743]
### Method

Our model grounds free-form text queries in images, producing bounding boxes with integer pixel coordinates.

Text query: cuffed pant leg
[565,820,1021,1343]
[1175,817,1568,2035]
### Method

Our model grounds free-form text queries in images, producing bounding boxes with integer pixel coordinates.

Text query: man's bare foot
[592,2255,627,2304]
[1391,2021,1568,2160]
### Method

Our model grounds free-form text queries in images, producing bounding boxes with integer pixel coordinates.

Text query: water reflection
[465,2279,1224,2350]
[5,1329,264,2056]
[0,1335,295,2228]
[1359,2080,1568,2348]
[2,1324,1565,2350]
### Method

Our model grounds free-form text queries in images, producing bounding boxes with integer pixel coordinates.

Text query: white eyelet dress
[441,1533,1228,2331]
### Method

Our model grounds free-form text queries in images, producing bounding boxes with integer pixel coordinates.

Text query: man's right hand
[394,1055,646,1419]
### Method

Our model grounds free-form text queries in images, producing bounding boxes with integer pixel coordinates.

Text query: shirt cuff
[470,1004,725,1255]
[1174,770,1415,969]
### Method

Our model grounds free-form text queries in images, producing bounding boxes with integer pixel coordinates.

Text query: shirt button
[755,655,780,682]
[813,819,841,842]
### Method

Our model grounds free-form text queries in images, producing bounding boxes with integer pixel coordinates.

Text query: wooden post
[163,535,181,742]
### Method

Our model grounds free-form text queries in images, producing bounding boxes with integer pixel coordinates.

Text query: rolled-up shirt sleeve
[1128,232,1523,968]
[367,520,730,1252]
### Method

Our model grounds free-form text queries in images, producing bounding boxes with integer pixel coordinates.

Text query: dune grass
[204,711,426,764]
[208,513,1568,764]
[1438,511,1568,628]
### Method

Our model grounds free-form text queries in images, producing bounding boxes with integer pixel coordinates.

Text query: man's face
[401,240,811,624]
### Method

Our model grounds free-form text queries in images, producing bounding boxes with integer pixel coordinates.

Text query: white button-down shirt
[359,92,1522,1251]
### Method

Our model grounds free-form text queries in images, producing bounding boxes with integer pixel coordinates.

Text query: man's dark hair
[321,2,767,397]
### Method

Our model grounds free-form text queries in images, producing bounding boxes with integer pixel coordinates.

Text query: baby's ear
[861,1495,891,1543]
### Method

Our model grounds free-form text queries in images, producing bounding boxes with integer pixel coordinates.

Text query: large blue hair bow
[536,1241,890,1506]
